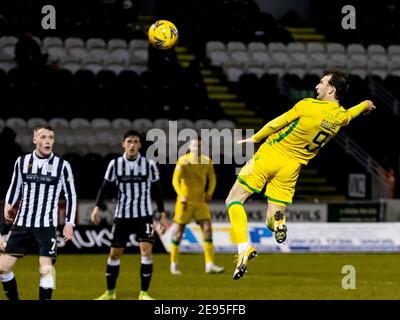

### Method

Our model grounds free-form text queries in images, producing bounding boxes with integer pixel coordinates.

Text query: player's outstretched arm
[237,137,254,144]
[346,100,376,123]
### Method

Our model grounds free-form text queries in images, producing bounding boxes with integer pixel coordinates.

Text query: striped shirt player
[0,125,77,300]
[5,152,76,228]
[103,154,160,220]
[91,130,167,301]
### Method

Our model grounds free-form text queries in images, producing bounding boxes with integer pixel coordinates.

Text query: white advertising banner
[76,200,328,224]
[159,222,400,253]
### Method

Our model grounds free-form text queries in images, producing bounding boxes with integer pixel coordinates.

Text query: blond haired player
[226,70,376,280]
[0,126,77,299]
[170,138,224,275]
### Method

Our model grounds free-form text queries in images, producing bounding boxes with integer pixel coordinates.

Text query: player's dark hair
[123,130,142,142]
[33,125,54,134]
[324,70,350,102]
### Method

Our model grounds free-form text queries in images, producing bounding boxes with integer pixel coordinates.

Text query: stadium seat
[0,36,17,57]
[349,69,367,79]
[48,118,69,131]
[88,47,108,61]
[132,118,153,133]
[306,42,325,54]
[42,37,63,50]
[347,43,366,55]
[326,53,347,69]
[286,68,306,79]
[287,42,306,53]
[103,53,127,68]
[112,118,133,137]
[308,68,324,77]
[247,42,267,53]
[107,38,128,51]
[5,117,26,131]
[130,48,149,65]
[368,54,388,70]
[195,119,214,130]
[225,66,245,81]
[206,41,226,54]
[388,45,400,57]
[270,52,289,68]
[86,38,107,50]
[60,55,81,74]
[326,42,346,55]
[176,118,195,131]
[47,47,67,62]
[209,51,230,67]
[91,118,111,129]
[227,41,246,52]
[348,54,368,70]
[367,44,386,56]
[70,118,91,130]
[287,52,307,68]
[68,47,88,62]
[266,67,285,77]
[128,39,148,50]
[26,118,47,130]
[307,53,327,70]
[64,37,85,50]
[153,118,170,131]
[249,51,271,67]
[229,51,251,67]
[369,69,387,80]
[0,36,18,48]
[107,48,130,64]
[0,61,16,72]
[388,56,400,72]
[268,42,286,54]
[246,66,264,78]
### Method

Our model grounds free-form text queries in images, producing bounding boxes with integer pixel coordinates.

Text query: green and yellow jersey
[252,98,368,164]
[172,153,216,203]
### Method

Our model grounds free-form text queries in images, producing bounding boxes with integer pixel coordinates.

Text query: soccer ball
[148,20,178,50]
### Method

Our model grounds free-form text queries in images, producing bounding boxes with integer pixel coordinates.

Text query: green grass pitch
[1,253,399,300]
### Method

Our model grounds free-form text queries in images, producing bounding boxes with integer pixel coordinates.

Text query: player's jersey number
[305,131,330,152]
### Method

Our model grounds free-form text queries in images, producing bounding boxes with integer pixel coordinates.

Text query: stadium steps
[284,27,326,42]
[295,168,346,201]
[200,64,264,129]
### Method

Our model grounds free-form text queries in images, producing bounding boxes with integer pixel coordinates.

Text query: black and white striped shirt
[105,153,159,219]
[5,152,77,228]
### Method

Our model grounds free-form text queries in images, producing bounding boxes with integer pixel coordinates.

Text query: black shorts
[5,225,57,260]
[111,217,155,248]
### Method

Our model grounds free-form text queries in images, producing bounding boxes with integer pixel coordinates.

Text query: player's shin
[227,201,249,252]
[170,239,180,265]
[0,271,19,300]
[106,257,120,291]
[203,239,214,265]
[39,265,56,300]
[140,256,153,292]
